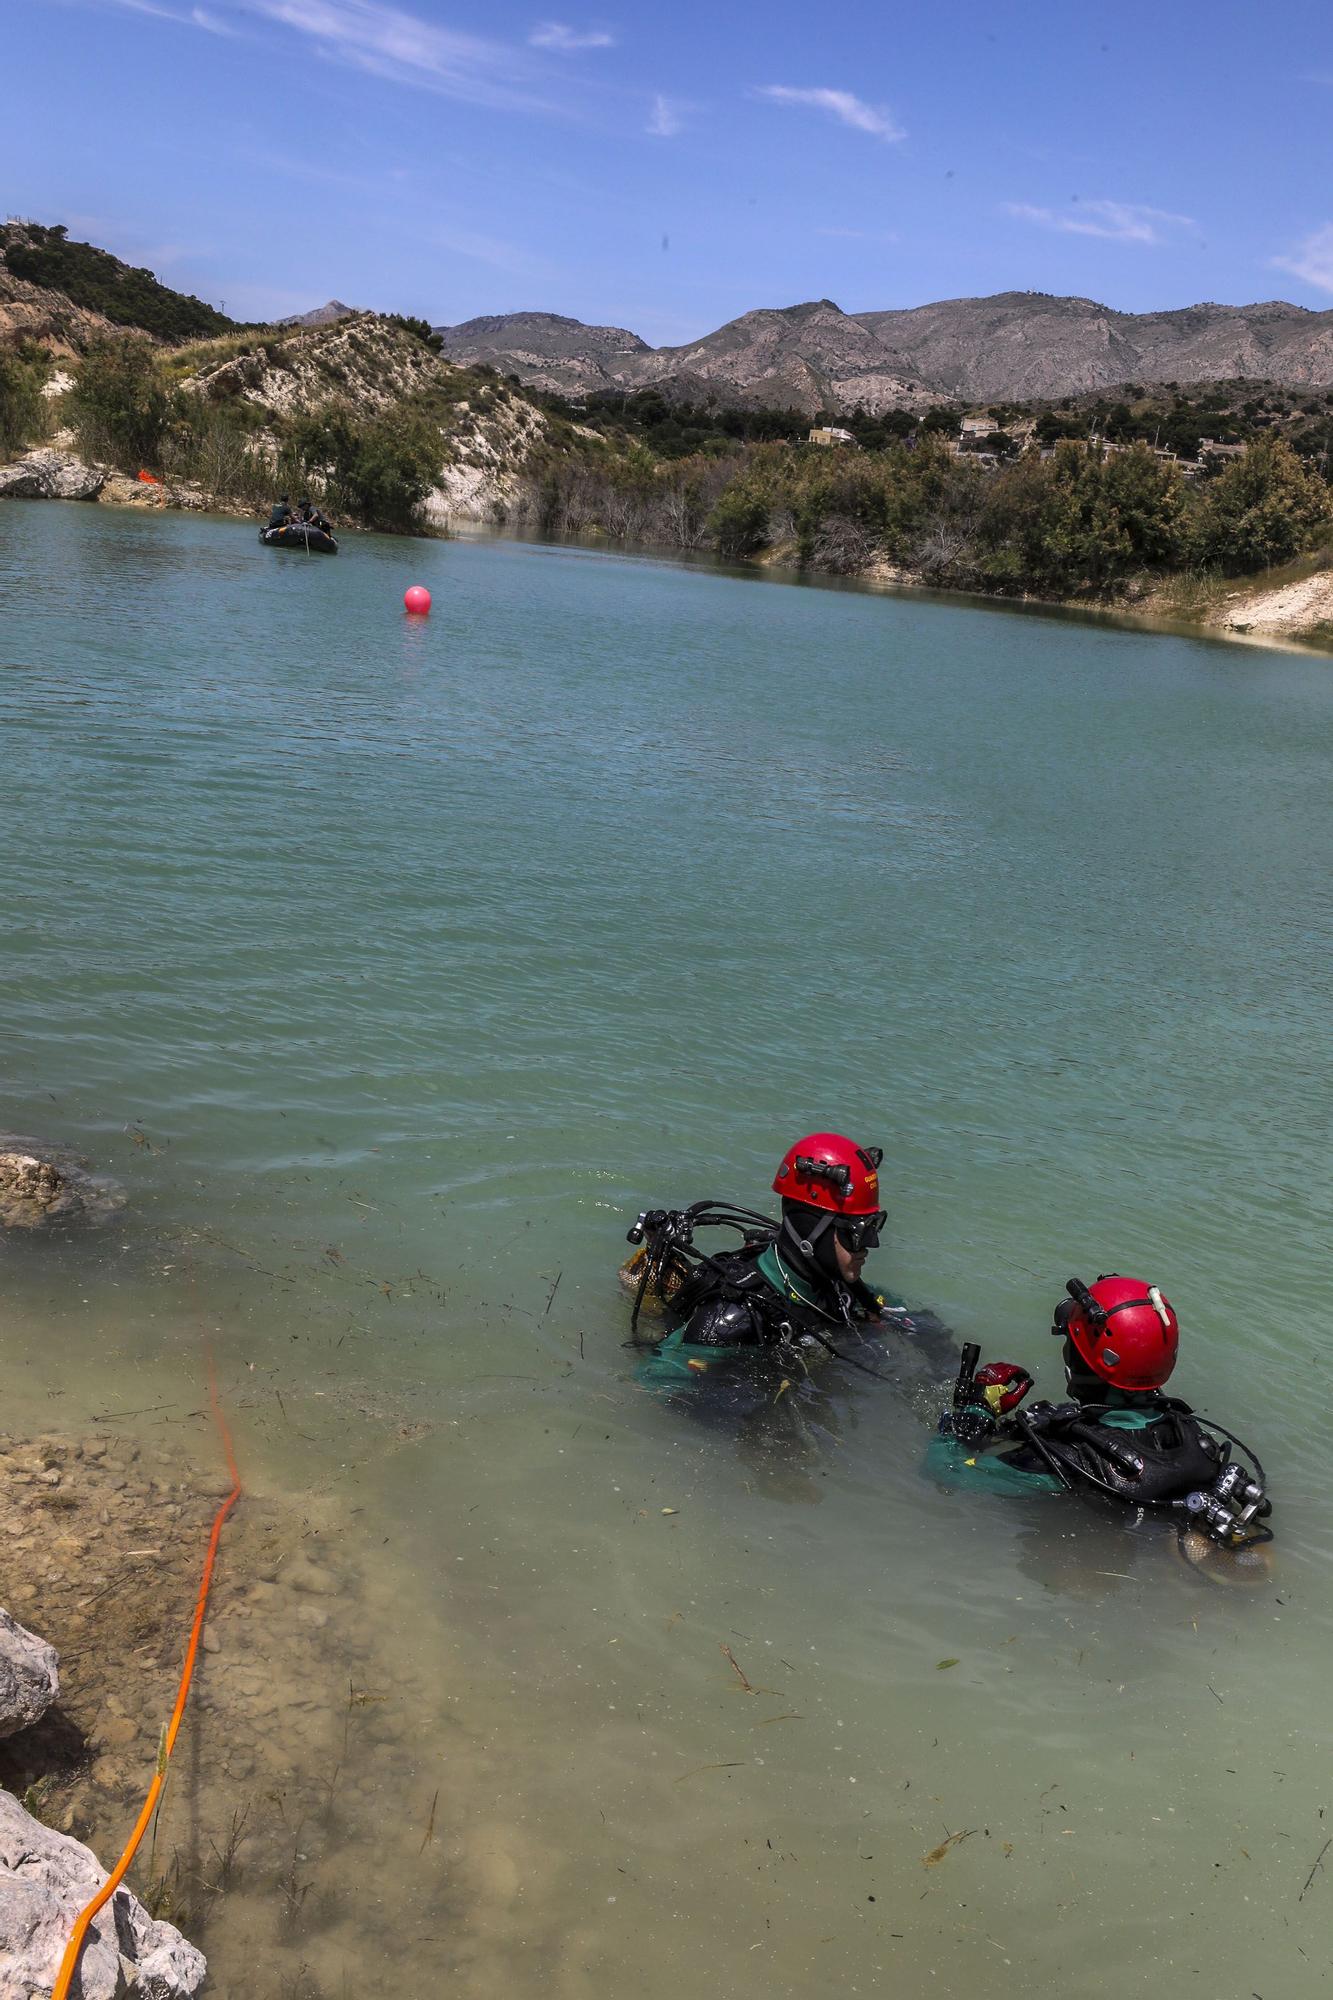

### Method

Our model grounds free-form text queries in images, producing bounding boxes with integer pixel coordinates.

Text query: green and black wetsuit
[927,1391,1227,1502]
[635,1238,907,1392]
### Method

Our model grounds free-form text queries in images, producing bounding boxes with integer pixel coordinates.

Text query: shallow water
[2,501,1331,1997]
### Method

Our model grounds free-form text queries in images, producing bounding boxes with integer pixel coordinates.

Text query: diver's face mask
[833,1211,886,1255]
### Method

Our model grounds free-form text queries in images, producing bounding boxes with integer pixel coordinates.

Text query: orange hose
[50,1362,241,2000]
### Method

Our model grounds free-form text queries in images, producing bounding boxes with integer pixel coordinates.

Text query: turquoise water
[2,501,1331,1997]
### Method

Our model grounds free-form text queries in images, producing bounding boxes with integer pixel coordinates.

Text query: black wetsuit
[930,1391,1227,1499]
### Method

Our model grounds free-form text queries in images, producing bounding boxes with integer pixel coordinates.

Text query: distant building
[808,426,858,447]
[1198,438,1247,461]
[959,413,1035,452]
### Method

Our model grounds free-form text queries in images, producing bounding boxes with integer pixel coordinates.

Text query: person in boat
[928,1274,1273,1569]
[624,1132,945,1400]
[267,495,293,529]
[297,495,333,533]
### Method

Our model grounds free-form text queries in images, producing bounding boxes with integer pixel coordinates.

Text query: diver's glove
[973,1361,1033,1415]
[939,1400,1000,1446]
[938,1363,1033,1447]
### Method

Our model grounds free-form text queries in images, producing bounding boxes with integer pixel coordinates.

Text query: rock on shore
[0,1607,59,1739]
[0,1788,205,2000]
[0,1140,125,1232]
[0,447,105,500]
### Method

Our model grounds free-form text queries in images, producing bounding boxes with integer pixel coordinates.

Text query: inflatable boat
[260,522,338,554]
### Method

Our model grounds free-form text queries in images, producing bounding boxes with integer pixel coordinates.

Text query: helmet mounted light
[774,1134,885,1217]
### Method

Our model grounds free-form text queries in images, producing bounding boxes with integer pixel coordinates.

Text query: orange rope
[50,1361,241,2000]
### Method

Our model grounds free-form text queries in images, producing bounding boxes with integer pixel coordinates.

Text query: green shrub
[161,392,273,504]
[1189,436,1332,574]
[68,337,169,468]
[387,314,444,354]
[288,403,441,532]
[709,481,771,557]
[0,342,50,457]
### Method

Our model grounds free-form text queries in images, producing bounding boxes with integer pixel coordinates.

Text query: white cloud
[1272,223,1333,295]
[647,93,681,137]
[529,20,614,49]
[1000,200,1184,245]
[239,0,553,111]
[755,86,903,141]
[1004,198,1194,245]
[94,0,237,31]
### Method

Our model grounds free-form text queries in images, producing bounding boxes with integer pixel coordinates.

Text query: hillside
[854,293,1333,402]
[435,311,651,396]
[0,222,232,343]
[631,299,930,411]
[0,259,128,356]
[165,313,552,525]
[437,291,1333,414]
[286,300,360,328]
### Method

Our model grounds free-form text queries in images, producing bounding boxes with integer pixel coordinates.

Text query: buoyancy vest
[1029,1403,1225,1505]
[663,1239,890,1349]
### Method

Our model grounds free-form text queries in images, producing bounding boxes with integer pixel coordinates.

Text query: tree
[68,338,169,467]
[0,342,49,457]
[386,313,443,353]
[708,481,770,556]
[1191,436,1332,573]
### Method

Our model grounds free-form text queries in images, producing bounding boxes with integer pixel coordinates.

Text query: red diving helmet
[773,1133,886,1224]
[1055,1274,1179,1391]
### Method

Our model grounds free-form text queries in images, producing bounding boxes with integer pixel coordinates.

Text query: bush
[708,481,771,557]
[0,342,50,457]
[68,337,169,468]
[288,403,441,532]
[161,392,273,505]
[387,313,443,354]
[1189,436,1331,574]
[973,443,1185,595]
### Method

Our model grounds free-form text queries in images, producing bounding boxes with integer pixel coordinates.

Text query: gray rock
[0,1606,59,1739]
[0,1137,125,1232]
[0,1789,205,1998]
[0,447,106,501]
[281,1557,337,1596]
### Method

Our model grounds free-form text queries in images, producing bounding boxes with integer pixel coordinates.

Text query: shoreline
[4,468,1333,657]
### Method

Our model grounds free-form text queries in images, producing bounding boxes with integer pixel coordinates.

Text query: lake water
[1,501,1330,1999]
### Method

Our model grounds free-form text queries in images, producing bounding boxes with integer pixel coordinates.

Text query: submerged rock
[0,448,105,501]
[0,1138,125,1232]
[0,1606,59,1739]
[0,1788,205,1999]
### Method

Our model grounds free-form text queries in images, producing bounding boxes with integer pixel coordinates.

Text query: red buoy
[404,585,431,615]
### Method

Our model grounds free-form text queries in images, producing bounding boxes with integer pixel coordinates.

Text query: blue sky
[4,0,1332,342]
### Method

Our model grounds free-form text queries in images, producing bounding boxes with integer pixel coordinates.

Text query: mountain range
[433,292,1333,414]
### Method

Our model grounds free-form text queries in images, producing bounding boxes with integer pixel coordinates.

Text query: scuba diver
[267,494,293,528]
[929,1274,1273,1575]
[624,1132,952,1412]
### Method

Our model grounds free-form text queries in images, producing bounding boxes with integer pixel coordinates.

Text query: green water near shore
[2,502,1331,1997]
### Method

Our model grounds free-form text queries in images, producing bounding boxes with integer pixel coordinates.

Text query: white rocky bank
[0,1790,204,2000]
[0,1607,203,1998]
[0,1610,59,1741]
[0,447,105,501]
